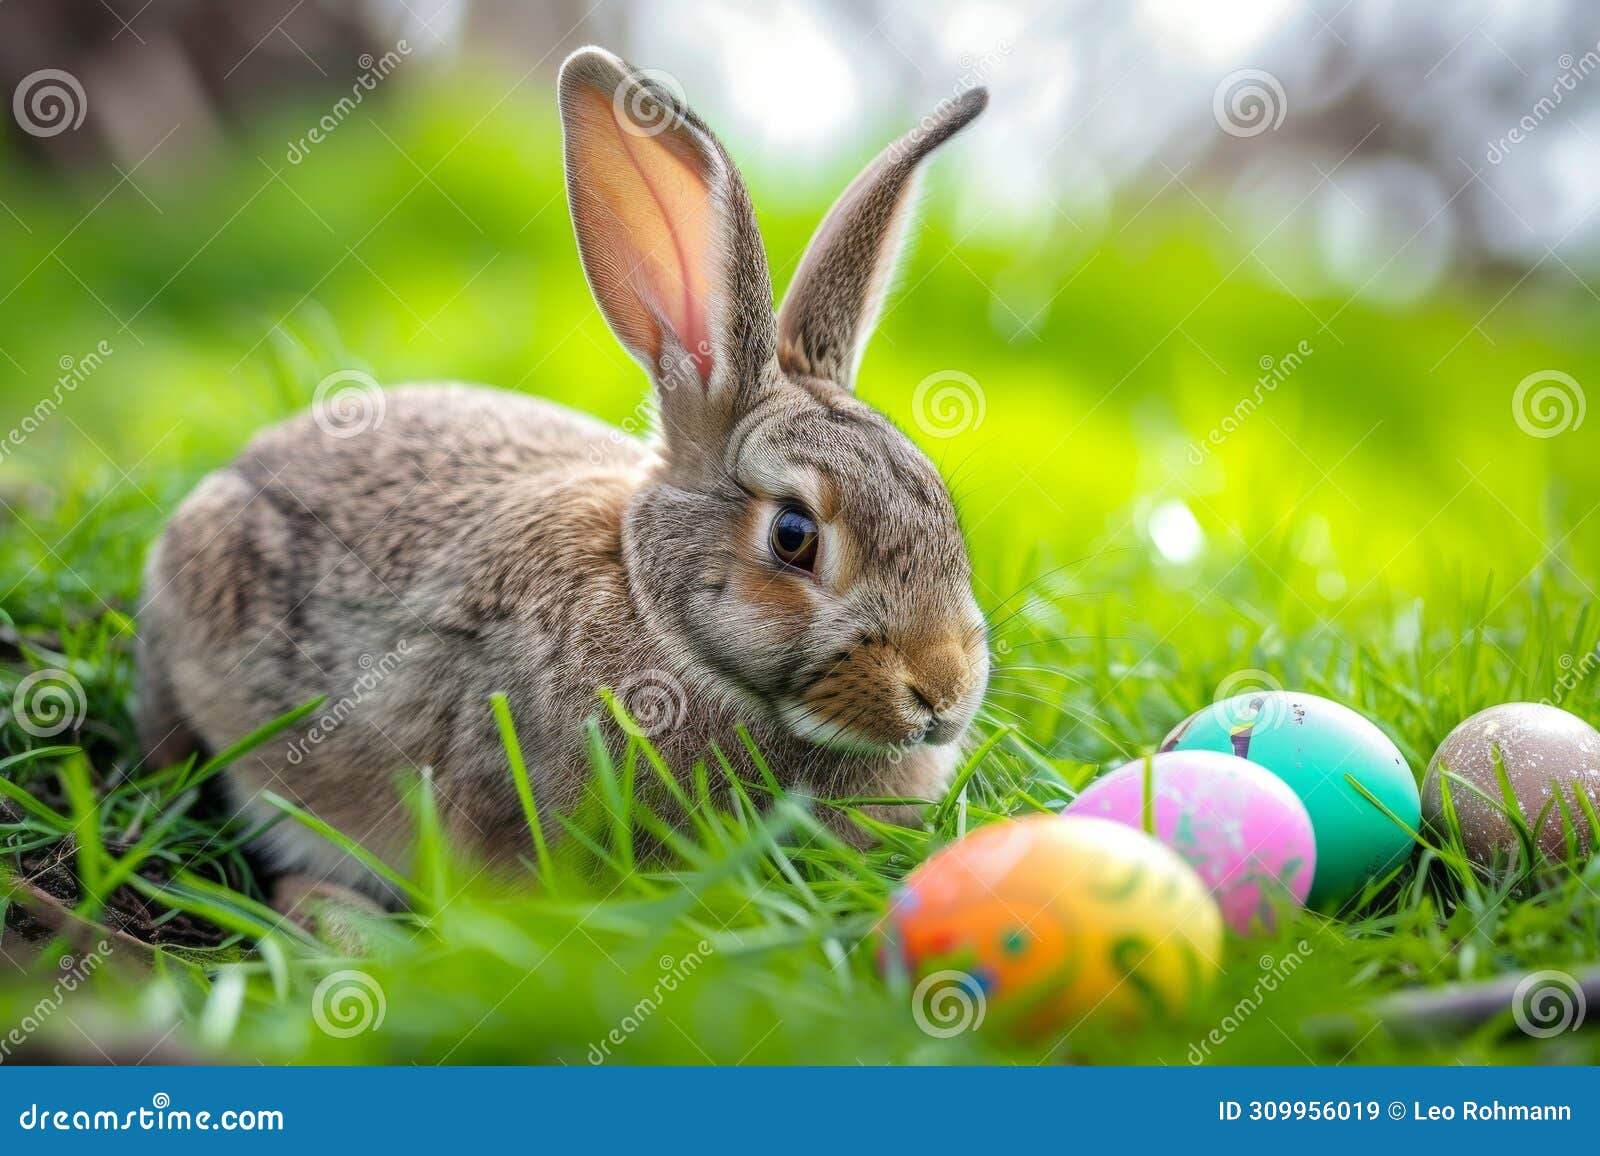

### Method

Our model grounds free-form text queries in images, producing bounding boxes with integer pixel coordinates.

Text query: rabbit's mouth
[769,627,988,754]
[777,699,903,753]
[776,696,971,755]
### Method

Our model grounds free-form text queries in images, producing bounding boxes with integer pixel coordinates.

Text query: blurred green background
[1,1,1599,1065]
[4,63,1596,757]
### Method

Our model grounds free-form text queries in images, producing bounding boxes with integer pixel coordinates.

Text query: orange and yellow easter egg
[879,814,1223,1035]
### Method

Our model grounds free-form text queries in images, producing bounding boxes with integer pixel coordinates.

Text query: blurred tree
[0,0,387,174]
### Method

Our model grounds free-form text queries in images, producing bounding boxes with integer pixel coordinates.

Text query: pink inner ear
[569,84,716,387]
[611,126,713,385]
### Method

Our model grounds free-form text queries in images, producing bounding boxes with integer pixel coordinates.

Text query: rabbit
[136,47,991,911]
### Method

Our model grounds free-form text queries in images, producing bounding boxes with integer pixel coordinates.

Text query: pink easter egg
[1065,751,1315,934]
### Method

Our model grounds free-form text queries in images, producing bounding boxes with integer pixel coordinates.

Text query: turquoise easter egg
[1162,691,1418,907]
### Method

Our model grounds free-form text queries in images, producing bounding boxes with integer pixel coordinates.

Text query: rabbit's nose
[907,683,940,716]
[902,681,958,746]
[900,635,982,735]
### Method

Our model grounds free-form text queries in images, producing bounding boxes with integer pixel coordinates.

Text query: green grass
[2,70,1599,1064]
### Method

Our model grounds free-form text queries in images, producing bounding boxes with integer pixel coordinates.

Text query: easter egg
[1421,702,1600,864]
[880,814,1222,1036]
[1066,751,1315,934]
[1162,691,1418,907]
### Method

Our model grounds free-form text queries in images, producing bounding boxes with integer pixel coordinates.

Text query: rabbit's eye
[769,506,819,572]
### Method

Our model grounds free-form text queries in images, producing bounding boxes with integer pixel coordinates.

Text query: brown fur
[138,49,990,899]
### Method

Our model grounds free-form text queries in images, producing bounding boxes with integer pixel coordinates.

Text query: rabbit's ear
[777,88,987,392]
[559,48,776,443]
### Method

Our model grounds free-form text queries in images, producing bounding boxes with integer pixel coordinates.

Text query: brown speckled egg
[1422,703,1600,864]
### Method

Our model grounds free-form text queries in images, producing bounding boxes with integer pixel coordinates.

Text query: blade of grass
[0,768,71,828]
[1141,752,1155,836]
[933,725,1013,828]
[259,791,424,904]
[179,697,326,791]
[58,754,105,913]
[95,787,201,897]
[489,692,554,885]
